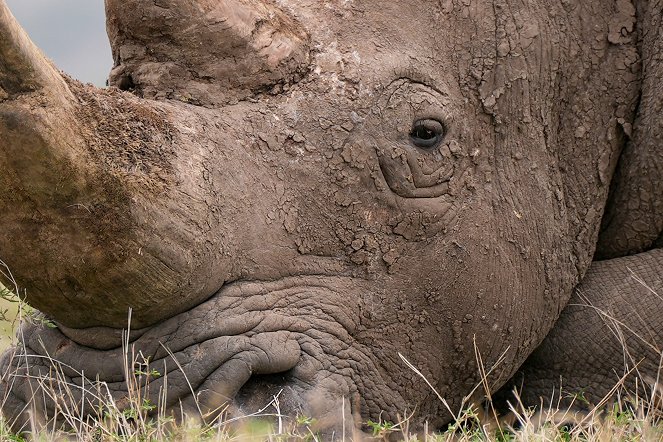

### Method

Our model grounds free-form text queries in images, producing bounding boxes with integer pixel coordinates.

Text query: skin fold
[0,0,660,435]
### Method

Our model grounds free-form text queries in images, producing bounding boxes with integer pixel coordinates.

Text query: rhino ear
[105,0,311,107]
[596,5,663,259]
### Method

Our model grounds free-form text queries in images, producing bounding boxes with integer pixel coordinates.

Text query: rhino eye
[410,119,445,149]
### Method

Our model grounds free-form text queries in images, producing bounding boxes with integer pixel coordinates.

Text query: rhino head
[0,0,641,432]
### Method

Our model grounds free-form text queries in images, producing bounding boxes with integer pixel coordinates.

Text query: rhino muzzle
[2,276,378,434]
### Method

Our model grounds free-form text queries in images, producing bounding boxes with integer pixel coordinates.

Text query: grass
[0,278,660,440]
[1,383,661,441]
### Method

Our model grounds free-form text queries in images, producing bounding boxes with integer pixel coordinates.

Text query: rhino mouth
[2,275,378,429]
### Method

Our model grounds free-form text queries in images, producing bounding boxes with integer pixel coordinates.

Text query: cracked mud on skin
[1,0,663,437]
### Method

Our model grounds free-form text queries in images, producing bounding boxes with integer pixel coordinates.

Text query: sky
[5,0,112,86]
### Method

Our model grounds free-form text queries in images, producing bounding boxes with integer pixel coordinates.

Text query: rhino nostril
[235,371,301,411]
[190,332,302,415]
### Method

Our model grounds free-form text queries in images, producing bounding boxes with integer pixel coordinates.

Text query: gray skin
[0,0,660,436]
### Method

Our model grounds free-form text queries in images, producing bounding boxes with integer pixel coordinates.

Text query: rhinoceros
[0,0,661,436]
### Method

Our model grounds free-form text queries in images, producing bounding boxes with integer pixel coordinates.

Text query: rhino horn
[0,0,231,329]
[0,0,70,100]
[105,0,311,106]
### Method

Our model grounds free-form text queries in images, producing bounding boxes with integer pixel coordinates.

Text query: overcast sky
[5,0,111,86]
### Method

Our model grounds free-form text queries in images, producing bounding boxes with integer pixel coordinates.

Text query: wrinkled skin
[0,0,661,436]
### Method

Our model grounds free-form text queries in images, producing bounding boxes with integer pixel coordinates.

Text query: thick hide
[0,0,659,435]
